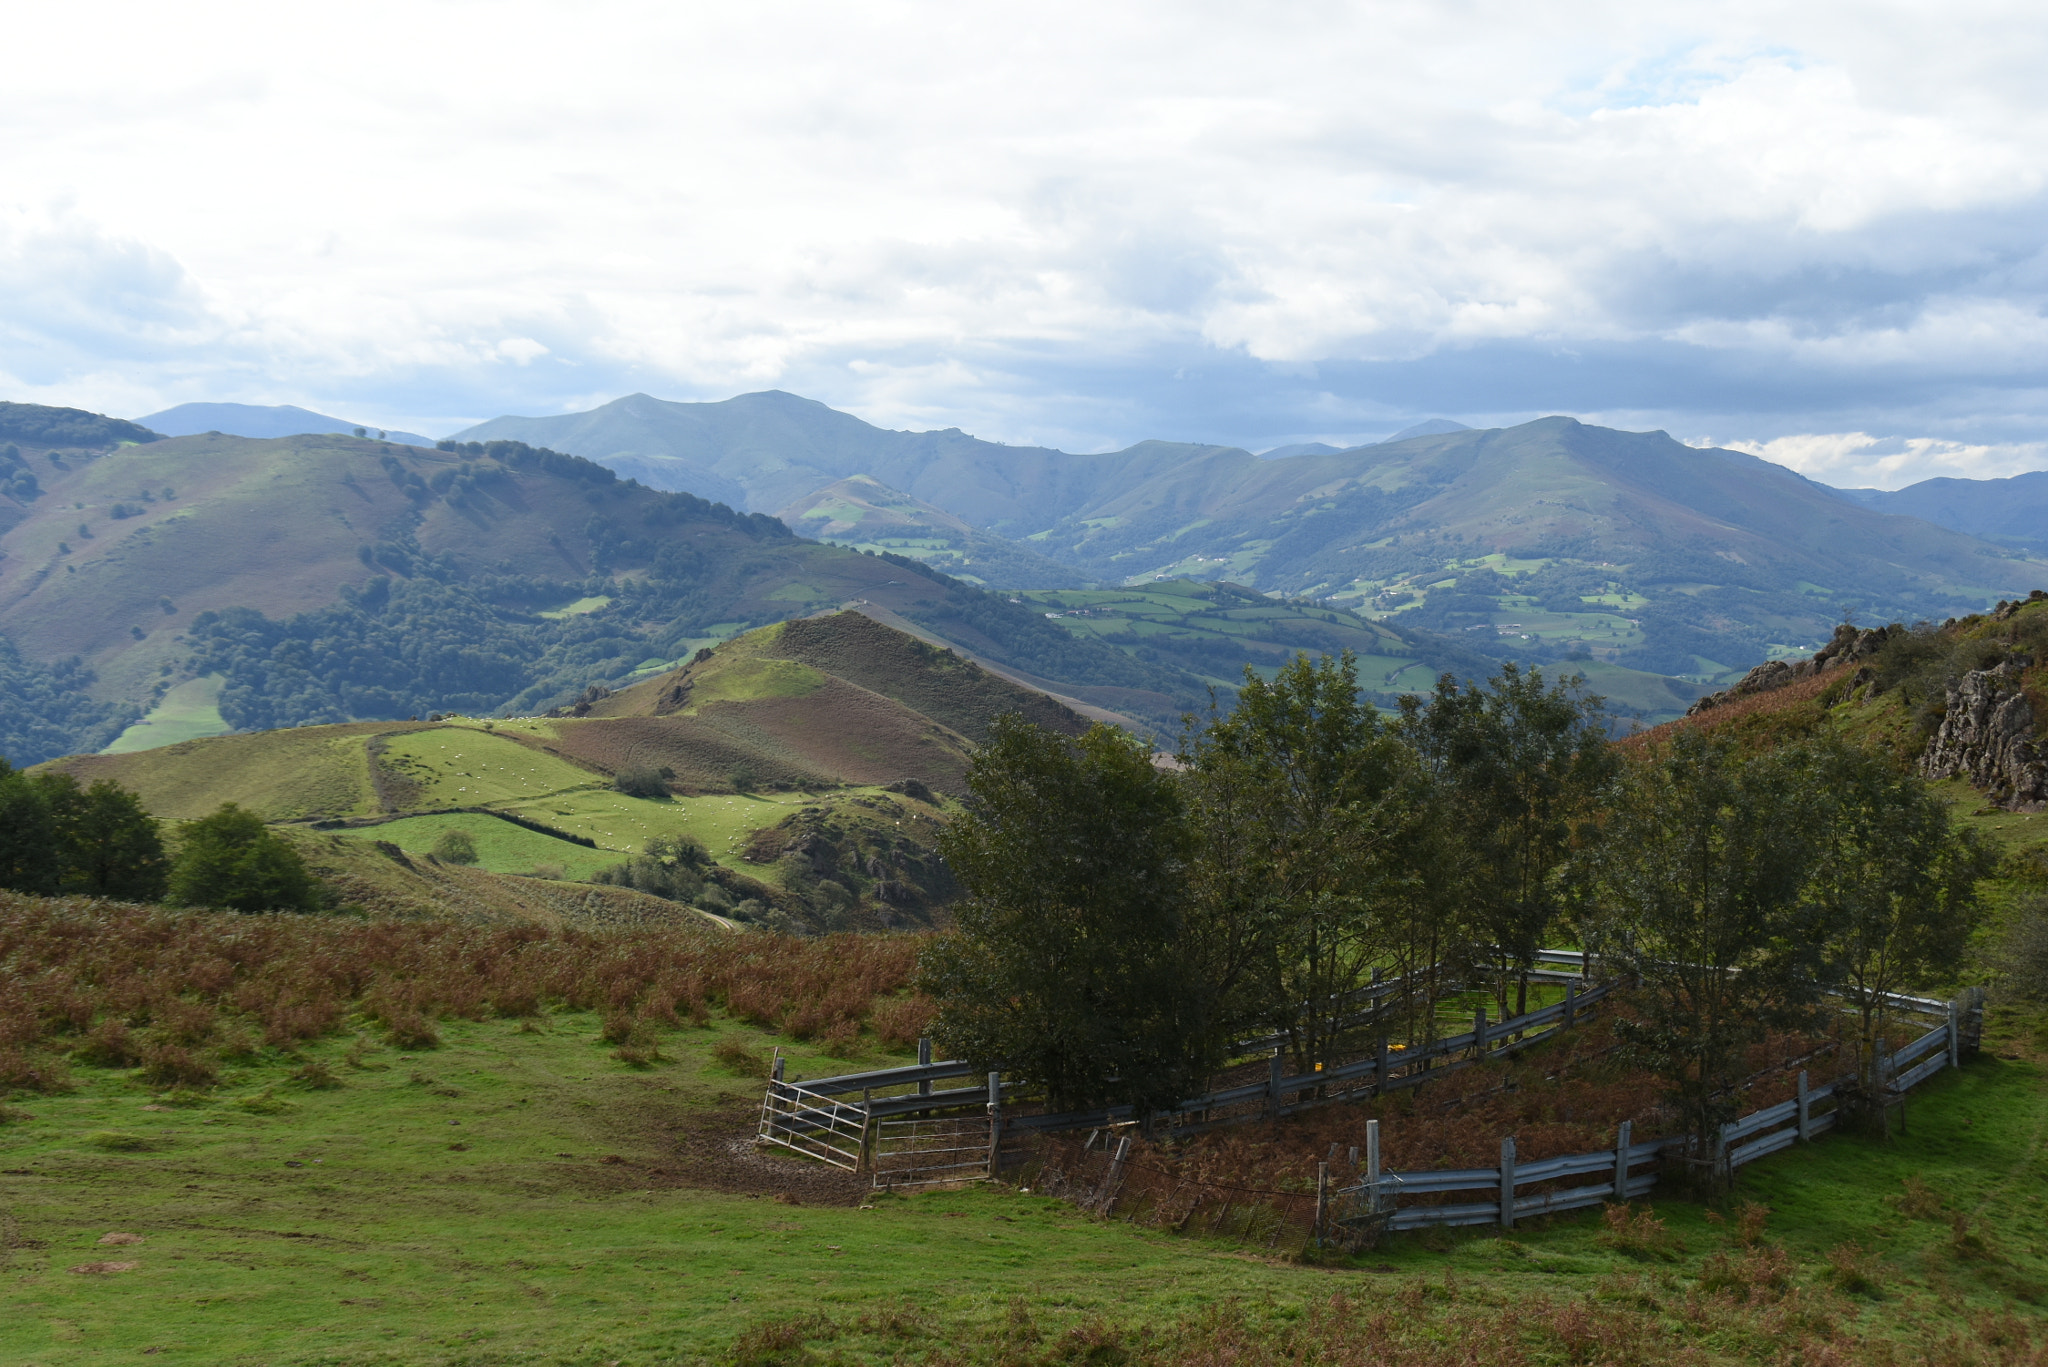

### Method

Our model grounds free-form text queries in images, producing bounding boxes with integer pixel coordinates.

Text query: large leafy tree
[36,772,169,901]
[167,803,322,914]
[918,717,1201,1115]
[0,758,59,894]
[1589,730,1826,1167]
[1400,664,1616,1016]
[1805,736,1991,1083]
[1183,651,1428,1071]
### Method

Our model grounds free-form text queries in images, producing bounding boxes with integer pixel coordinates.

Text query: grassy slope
[3,1006,2042,1365]
[340,813,622,881]
[1016,579,1701,723]
[776,475,1090,590]
[101,676,229,754]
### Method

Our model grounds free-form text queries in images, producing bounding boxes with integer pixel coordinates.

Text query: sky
[4,1,2046,489]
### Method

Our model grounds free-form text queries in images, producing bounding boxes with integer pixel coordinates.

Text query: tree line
[919,652,1989,1154]
[0,759,321,913]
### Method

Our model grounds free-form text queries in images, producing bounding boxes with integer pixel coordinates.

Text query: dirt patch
[96,1232,145,1246]
[552,1098,870,1206]
[68,1260,141,1274]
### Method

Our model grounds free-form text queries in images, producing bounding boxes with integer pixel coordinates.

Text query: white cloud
[1710,432,2048,489]
[0,0,2045,466]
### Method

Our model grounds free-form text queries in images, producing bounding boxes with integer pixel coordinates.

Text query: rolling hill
[1832,470,2048,554]
[39,610,1078,931]
[455,394,2048,683]
[0,427,1228,761]
[775,475,1089,589]
[138,401,437,447]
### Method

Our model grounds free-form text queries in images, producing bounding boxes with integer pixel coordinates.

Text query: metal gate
[871,1113,992,1190]
[757,1080,869,1171]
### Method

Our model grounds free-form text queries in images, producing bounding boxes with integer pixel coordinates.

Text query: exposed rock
[1992,589,2048,622]
[1919,657,2047,811]
[1686,622,1894,716]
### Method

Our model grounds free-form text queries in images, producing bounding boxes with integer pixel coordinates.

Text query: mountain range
[450,392,2048,680]
[0,417,1525,764]
[138,402,437,448]
[1834,471,2048,554]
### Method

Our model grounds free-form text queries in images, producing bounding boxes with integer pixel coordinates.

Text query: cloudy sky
[4,0,2045,486]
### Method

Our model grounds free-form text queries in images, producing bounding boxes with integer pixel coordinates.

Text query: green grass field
[3,1004,2043,1365]
[336,813,622,880]
[500,788,905,876]
[377,728,607,808]
[101,675,231,755]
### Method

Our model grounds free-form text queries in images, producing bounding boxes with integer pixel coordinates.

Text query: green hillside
[36,611,1086,931]
[457,394,2047,689]
[776,474,1088,589]
[0,430,1202,760]
[1011,578,1703,723]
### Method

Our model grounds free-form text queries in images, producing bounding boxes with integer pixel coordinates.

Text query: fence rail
[767,957,1617,1152]
[1327,989,1983,1239]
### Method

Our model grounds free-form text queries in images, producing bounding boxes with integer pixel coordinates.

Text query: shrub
[85,1130,151,1151]
[166,804,322,913]
[1696,1245,1794,1302]
[73,1018,143,1069]
[138,1043,218,1088]
[712,1037,770,1077]
[1596,1202,1678,1261]
[0,1047,71,1094]
[384,1010,441,1050]
[869,995,936,1051]
[527,862,566,880]
[431,829,479,865]
[820,1019,862,1058]
[289,1060,342,1090]
[1824,1241,1883,1296]
[613,764,671,798]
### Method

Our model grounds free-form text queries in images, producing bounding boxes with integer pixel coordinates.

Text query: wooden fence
[1319,987,1984,1240]
[756,953,1614,1183]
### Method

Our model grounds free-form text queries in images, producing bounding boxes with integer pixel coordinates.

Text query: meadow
[3,975,2043,1365]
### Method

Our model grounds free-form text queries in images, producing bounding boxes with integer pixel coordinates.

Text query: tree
[0,757,58,894]
[1400,664,1616,1016]
[1589,730,1826,1169]
[1183,652,1428,1071]
[1804,736,1991,1084]
[431,827,480,864]
[37,771,169,900]
[166,804,322,913]
[918,716,1201,1115]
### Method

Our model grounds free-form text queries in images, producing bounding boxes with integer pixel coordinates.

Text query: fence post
[772,1049,785,1084]
[1876,1037,1890,1140]
[1475,1005,1488,1057]
[1268,1048,1284,1121]
[1796,1070,1811,1143]
[1314,1162,1329,1244]
[918,1036,932,1097]
[986,1071,1002,1175]
[1564,979,1576,1029]
[1498,1135,1516,1229]
[1102,1135,1131,1215]
[1612,1120,1631,1200]
[1947,1003,1960,1070]
[1365,1118,1382,1215]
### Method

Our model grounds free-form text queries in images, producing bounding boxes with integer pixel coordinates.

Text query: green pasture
[337,813,620,880]
[4,1001,2045,1365]
[503,789,814,866]
[377,728,606,808]
[101,675,230,755]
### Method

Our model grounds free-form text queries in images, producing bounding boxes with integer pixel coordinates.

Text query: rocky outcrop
[1919,658,2048,811]
[1686,622,1893,716]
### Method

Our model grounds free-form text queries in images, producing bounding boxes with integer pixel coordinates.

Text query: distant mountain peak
[1382,418,1472,442]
